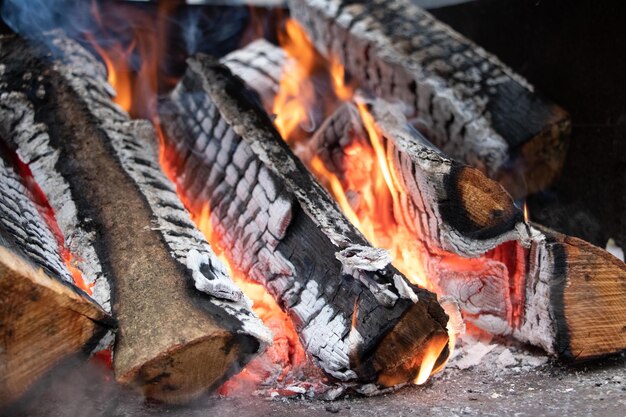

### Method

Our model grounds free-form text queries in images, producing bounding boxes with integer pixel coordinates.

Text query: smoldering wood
[0,33,271,404]
[159,55,450,387]
[0,150,112,406]
[0,91,111,312]
[305,98,626,360]
[288,0,571,199]
[221,39,287,112]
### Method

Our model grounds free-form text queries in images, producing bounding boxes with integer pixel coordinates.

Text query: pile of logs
[306,98,626,360]
[216,20,626,360]
[1,0,625,409]
[159,55,449,387]
[0,33,270,405]
[288,0,571,200]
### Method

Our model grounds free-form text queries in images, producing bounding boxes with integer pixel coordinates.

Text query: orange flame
[86,34,134,113]
[272,20,317,141]
[86,1,177,120]
[329,55,353,101]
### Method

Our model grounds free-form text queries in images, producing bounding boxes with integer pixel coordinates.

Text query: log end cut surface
[442,165,522,242]
[0,247,110,406]
[554,235,626,360]
[128,333,257,404]
[373,298,449,387]
[500,109,571,199]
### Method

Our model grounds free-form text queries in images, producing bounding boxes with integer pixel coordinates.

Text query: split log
[159,55,450,387]
[0,33,270,403]
[0,147,112,406]
[288,0,571,198]
[0,91,111,312]
[303,98,626,360]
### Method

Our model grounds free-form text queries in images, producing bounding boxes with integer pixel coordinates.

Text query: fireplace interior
[0,0,625,416]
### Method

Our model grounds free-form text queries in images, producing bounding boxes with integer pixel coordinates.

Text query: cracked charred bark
[288,0,571,199]
[304,99,626,360]
[0,33,270,404]
[221,39,287,112]
[0,146,112,406]
[159,55,450,387]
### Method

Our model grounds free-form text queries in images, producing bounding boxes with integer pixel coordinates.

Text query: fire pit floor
[7,349,625,417]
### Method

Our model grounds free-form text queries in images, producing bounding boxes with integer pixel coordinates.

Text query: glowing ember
[0,142,93,295]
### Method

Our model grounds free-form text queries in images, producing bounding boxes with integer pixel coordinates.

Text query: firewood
[0,148,112,406]
[304,98,626,360]
[0,91,112,312]
[287,0,571,199]
[159,55,450,387]
[221,39,287,112]
[0,33,271,403]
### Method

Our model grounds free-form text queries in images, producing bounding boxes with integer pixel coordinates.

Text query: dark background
[430,0,626,249]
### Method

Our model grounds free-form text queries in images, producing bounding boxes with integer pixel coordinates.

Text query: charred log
[0,33,270,403]
[159,55,450,387]
[221,39,287,112]
[0,149,112,406]
[304,98,626,360]
[288,0,571,198]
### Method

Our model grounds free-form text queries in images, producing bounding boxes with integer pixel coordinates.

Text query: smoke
[177,6,250,57]
[1,0,94,41]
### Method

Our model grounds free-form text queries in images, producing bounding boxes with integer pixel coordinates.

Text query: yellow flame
[415,334,449,385]
[523,201,529,223]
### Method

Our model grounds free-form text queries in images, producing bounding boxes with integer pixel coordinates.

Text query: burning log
[0,33,270,403]
[304,98,626,360]
[0,147,112,406]
[0,91,111,312]
[288,0,571,198]
[159,55,450,387]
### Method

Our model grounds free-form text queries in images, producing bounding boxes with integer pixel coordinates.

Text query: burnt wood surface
[288,0,570,199]
[0,148,112,406]
[304,98,626,360]
[0,90,112,312]
[159,55,450,387]
[221,39,286,112]
[0,33,270,404]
